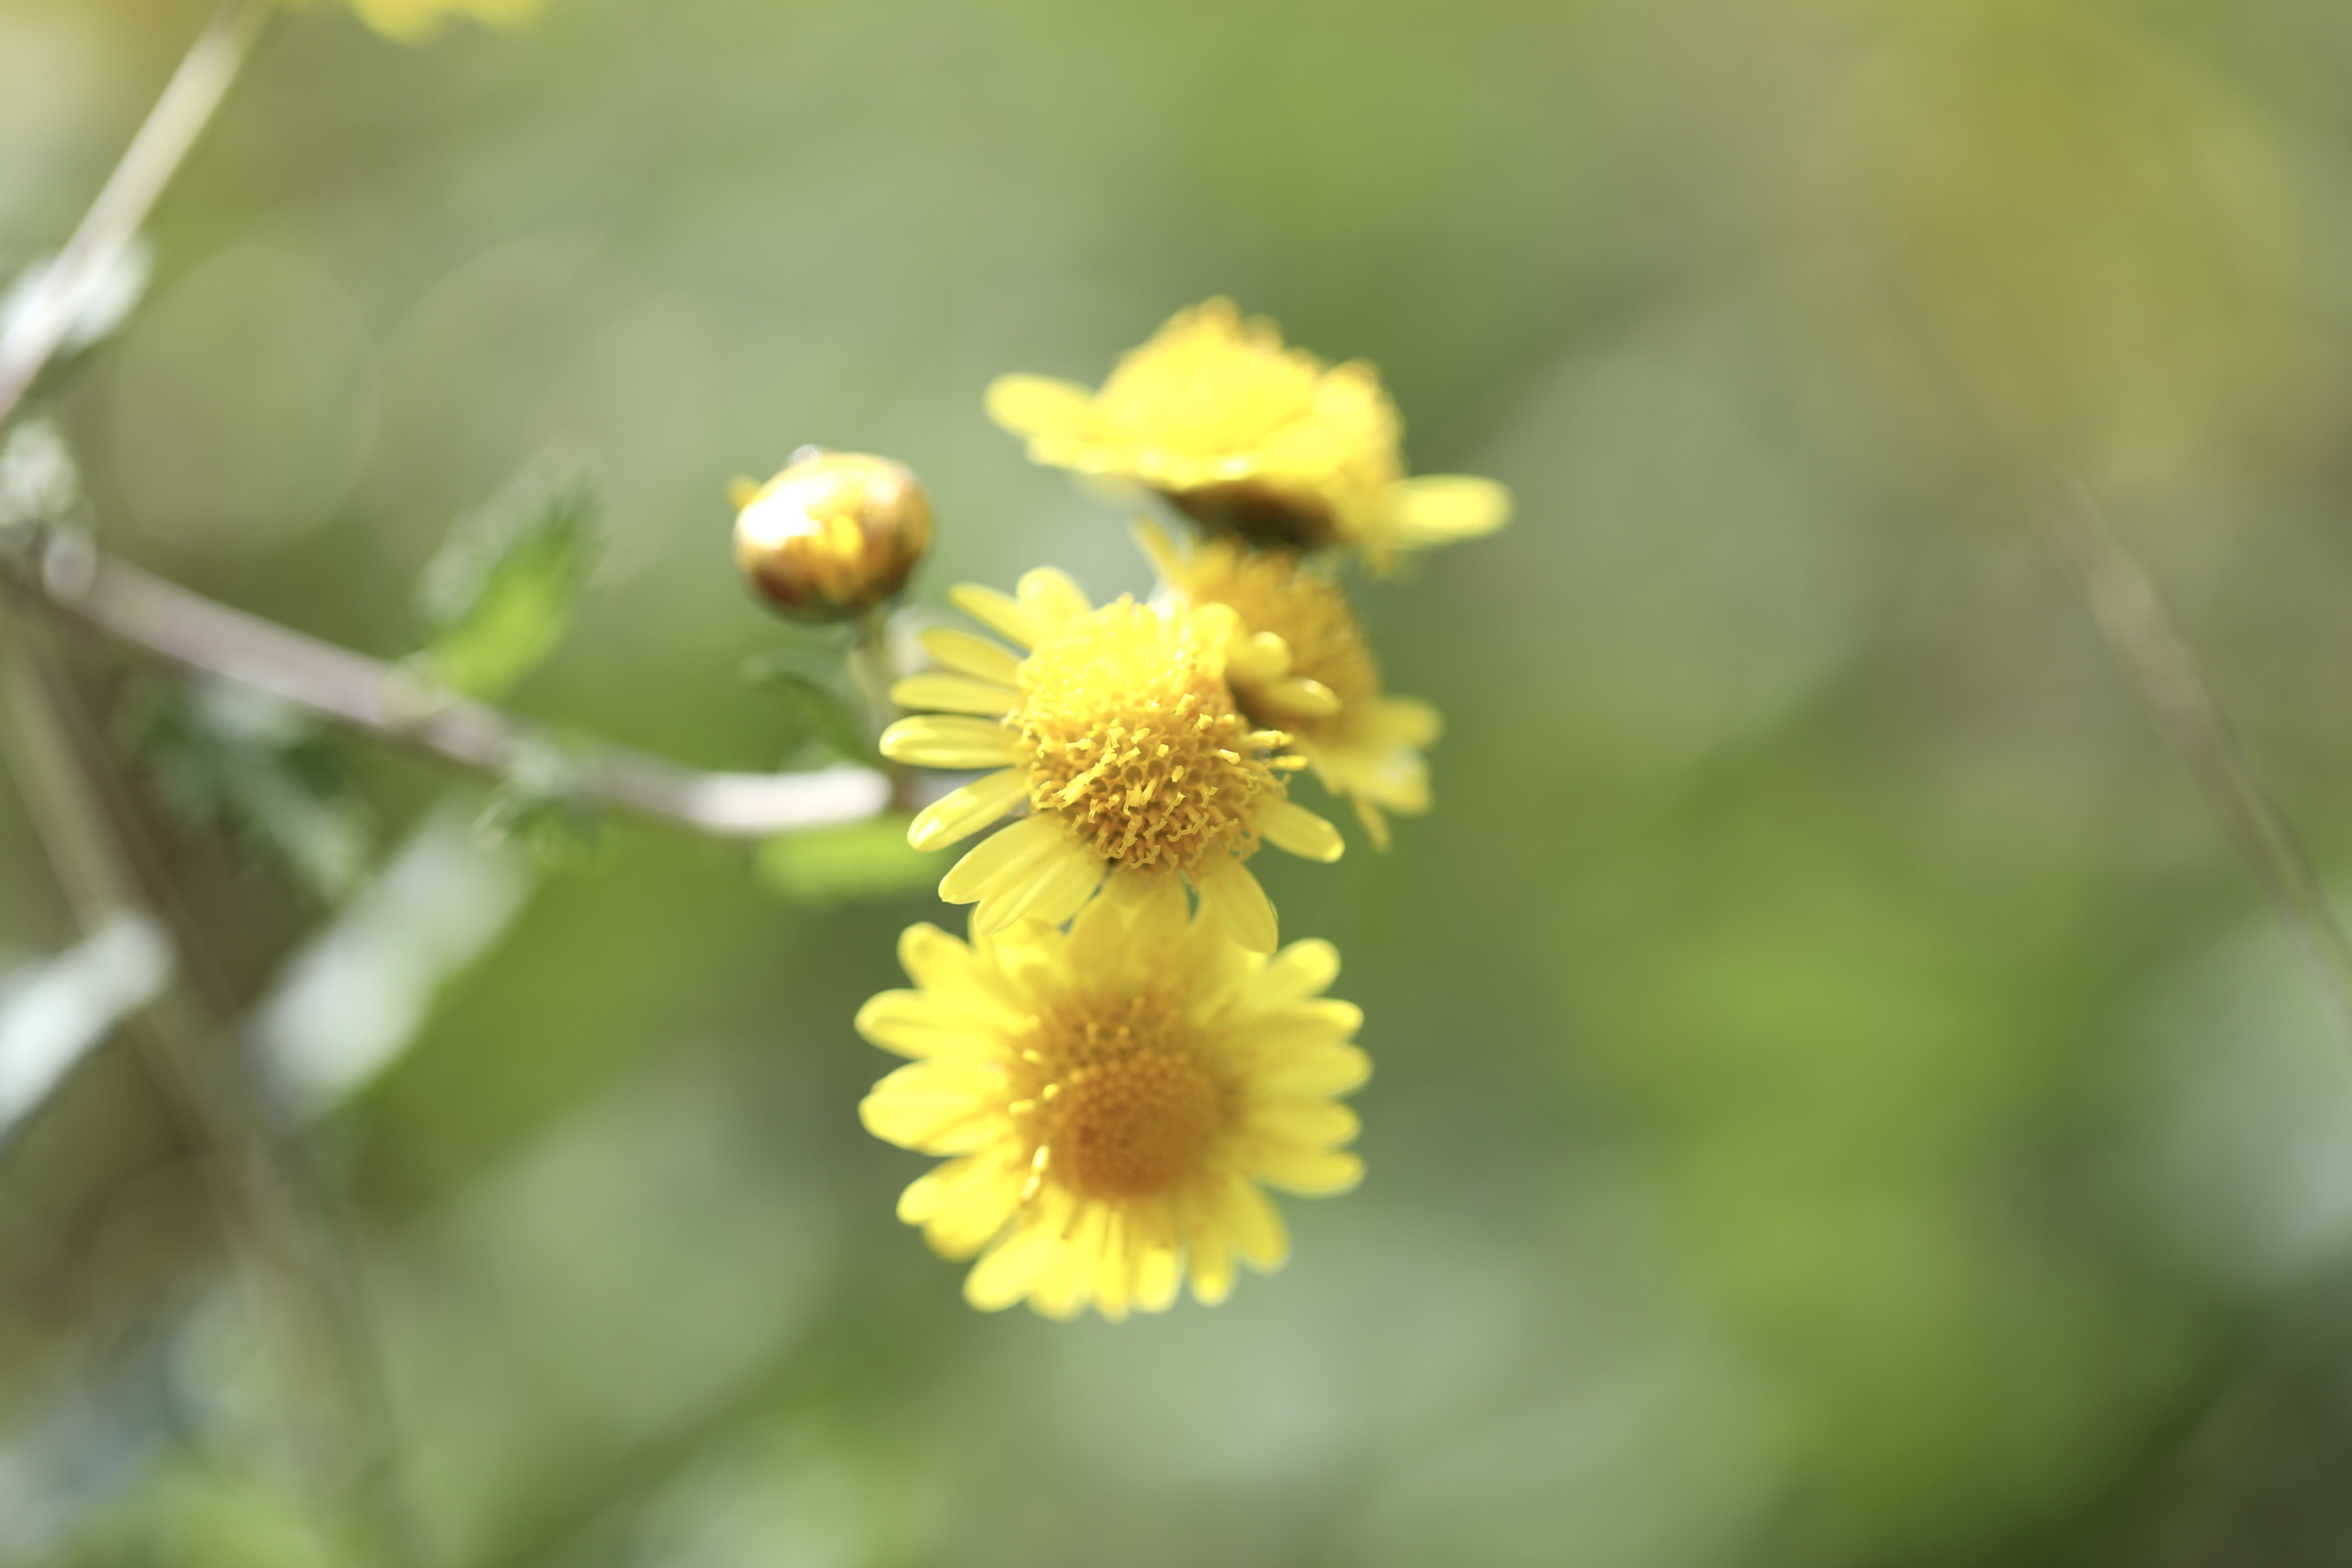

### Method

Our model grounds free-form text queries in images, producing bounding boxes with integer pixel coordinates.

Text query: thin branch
[12,530,890,835]
[2046,486,2352,1048]
[0,0,273,430]
[0,604,432,1568]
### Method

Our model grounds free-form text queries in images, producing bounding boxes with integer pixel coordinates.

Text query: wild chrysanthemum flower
[881,568,1344,952]
[292,0,542,43]
[857,883,1368,1318]
[985,298,1513,571]
[1140,521,1438,849]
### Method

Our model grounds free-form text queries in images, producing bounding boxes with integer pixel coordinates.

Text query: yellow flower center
[1015,599,1285,873]
[1058,1053,1223,1196]
[1176,547,1380,741]
[1014,989,1230,1200]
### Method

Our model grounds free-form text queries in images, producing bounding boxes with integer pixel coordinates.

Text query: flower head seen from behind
[732,449,932,624]
[292,0,544,43]
[986,298,1514,571]
[857,883,1368,1319]
[879,567,1345,952]
[1140,520,1439,849]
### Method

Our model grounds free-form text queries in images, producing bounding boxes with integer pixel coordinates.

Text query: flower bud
[732,450,933,623]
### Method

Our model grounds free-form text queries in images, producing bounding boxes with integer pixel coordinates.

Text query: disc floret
[857,884,1368,1320]
[879,567,1345,952]
[1142,522,1441,849]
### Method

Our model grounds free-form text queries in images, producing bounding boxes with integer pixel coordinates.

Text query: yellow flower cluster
[856,301,1513,1318]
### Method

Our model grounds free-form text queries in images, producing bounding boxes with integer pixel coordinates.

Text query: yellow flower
[985,298,1513,571]
[856,882,1368,1319]
[1139,520,1438,849]
[880,568,1344,952]
[293,0,543,43]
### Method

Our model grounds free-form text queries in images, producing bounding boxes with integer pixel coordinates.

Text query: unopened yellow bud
[732,450,933,624]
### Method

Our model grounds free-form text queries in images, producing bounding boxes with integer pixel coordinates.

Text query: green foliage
[757,815,943,906]
[474,739,604,869]
[416,463,603,701]
[54,1457,348,1568]
[741,648,872,764]
[126,677,369,901]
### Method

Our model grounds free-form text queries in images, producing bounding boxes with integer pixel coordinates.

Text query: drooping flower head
[857,883,1368,1318]
[1140,520,1440,850]
[881,568,1344,952]
[985,298,1513,571]
[292,0,544,42]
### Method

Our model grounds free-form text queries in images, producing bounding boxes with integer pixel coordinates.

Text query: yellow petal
[939,815,1067,903]
[1220,1179,1290,1270]
[1262,677,1342,719]
[1258,800,1344,863]
[880,715,1020,768]
[949,584,1040,648]
[1189,1231,1235,1306]
[1135,1243,1182,1313]
[897,923,1020,1016]
[984,374,1098,440]
[920,626,1024,687]
[1246,1000,1365,1052]
[1351,794,1393,852]
[1016,567,1092,632]
[1254,1145,1365,1196]
[908,769,1029,851]
[912,1158,1026,1259]
[1381,475,1513,547]
[965,1221,1060,1311]
[1247,1098,1361,1147]
[1225,632,1293,685]
[1068,881,1131,973]
[1369,695,1442,748]
[972,834,1105,935]
[1254,937,1340,1007]
[853,989,992,1058]
[1193,856,1278,953]
[1108,867,1191,955]
[859,1060,1005,1153]
[1132,516,1185,584]
[1255,1042,1372,1097]
[890,673,1020,716]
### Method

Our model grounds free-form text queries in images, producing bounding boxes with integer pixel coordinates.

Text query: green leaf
[126,678,371,902]
[740,649,872,764]
[417,462,603,700]
[757,816,944,906]
[474,739,603,869]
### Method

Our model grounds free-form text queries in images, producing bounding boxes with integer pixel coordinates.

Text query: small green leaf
[741,649,872,764]
[126,677,371,901]
[417,462,603,700]
[474,739,603,869]
[758,816,944,906]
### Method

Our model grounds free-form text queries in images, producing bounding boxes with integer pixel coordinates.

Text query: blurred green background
[9,0,2352,1562]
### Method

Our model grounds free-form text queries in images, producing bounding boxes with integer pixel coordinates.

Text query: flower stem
[0,598,432,1568]
[2046,486,2352,1048]
[7,528,889,835]
[0,0,273,430]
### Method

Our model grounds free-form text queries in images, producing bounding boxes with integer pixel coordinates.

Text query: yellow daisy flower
[984,298,1513,571]
[1139,520,1439,850]
[856,882,1368,1319]
[292,0,543,44]
[880,568,1345,952]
